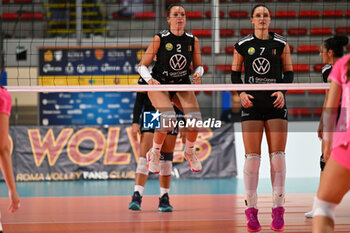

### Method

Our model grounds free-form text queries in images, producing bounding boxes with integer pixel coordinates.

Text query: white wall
[234,121,321,178]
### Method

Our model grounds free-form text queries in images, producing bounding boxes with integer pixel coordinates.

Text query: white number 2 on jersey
[177,44,181,52]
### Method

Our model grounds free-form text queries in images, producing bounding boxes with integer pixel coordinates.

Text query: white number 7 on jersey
[260,47,265,55]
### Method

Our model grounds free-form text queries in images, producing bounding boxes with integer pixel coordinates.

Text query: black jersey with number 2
[151,30,195,84]
[234,32,286,94]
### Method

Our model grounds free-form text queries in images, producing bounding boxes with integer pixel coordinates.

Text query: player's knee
[160,151,173,161]
[136,157,149,175]
[244,153,261,175]
[270,151,286,173]
[160,160,172,176]
[160,111,177,133]
[184,112,202,131]
[313,196,337,221]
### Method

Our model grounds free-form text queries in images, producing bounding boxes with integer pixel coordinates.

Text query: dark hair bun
[334,35,349,47]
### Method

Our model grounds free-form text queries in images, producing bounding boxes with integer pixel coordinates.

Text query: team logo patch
[248,47,255,55]
[44,50,53,62]
[166,43,173,51]
[169,54,187,71]
[272,49,277,55]
[252,57,270,75]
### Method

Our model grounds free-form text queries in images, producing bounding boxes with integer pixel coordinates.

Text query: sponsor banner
[39,92,135,125]
[38,47,144,125]
[4,124,237,182]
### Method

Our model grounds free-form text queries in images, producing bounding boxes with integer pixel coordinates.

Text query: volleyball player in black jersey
[137,3,203,174]
[128,90,180,212]
[304,35,349,219]
[231,4,293,232]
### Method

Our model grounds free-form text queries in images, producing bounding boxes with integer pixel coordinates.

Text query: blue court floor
[0,177,320,198]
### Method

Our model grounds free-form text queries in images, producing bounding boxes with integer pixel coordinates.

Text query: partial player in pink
[313,54,350,233]
[0,86,12,116]
[0,85,20,232]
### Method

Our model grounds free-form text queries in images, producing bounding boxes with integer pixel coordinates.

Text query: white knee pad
[184,112,202,131]
[160,160,172,176]
[244,153,261,208]
[313,196,337,221]
[160,111,177,132]
[136,157,149,175]
[270,151,286,207]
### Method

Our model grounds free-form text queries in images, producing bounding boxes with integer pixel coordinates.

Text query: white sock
[270,152,286,207]
[160,187,169,197]
[134,185,144,196]
[185,139,195,154]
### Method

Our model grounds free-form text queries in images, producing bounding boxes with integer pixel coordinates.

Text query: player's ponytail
[324,35,349,58]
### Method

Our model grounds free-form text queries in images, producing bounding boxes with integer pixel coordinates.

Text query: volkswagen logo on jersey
[169,54,187,71]
[252,57,270,75]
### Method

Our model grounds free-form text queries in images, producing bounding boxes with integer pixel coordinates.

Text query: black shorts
[138,76,188,100]
[241,92,288,122]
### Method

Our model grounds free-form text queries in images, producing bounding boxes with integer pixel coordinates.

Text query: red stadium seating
[313,108,323,116]
[166,0,180,3]
[203,65,209,72]
[313,64,323,72]
[347,45,350,52]
[286,90,306,94]
[287,28,307,36]
[191,29,211,37]
[297,45,319,53]
[228,11,248,18]
[225,46,235,54]
[201,46,212,54]
[289,108,312,116]
[204,91,213,95]
[308,89,325,94]
[278,0,296,2]
[322,10,343,17]
[220,29,234,37]
[240,28,254,36]
[2,12,19,20]
[194,91,201,95]
[310,27,332,35]
[134,12,155,19]
[289,45,294,53]
[269,28,283,35]
[299,10,319,18]
[186,11,203,19]
[21,12,44,20]
[335,27,350,35]
[205,11,225,19]
[275,10,296,18]
[186,0,203,2]
[2,0,10,3]
[345,10,350,17]
[293,64,309,72]
[232,0,249,2]
[215,65,231,73]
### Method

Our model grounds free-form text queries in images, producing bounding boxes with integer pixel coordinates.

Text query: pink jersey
[328,54,350,148]
[0,87,12,116]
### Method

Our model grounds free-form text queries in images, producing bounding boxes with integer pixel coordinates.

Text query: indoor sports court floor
[0,178,350,233]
